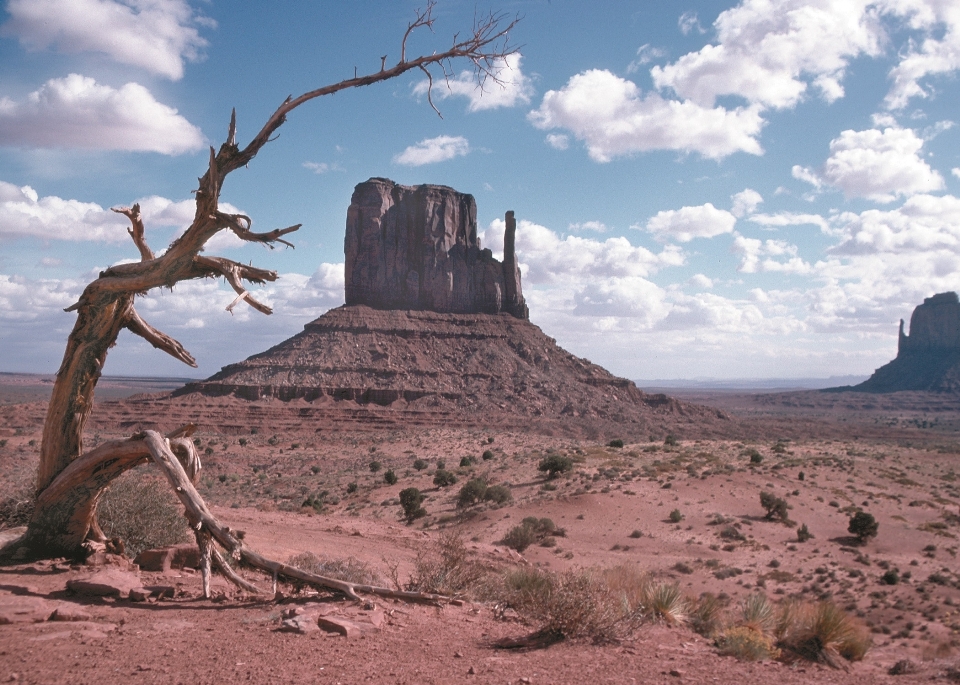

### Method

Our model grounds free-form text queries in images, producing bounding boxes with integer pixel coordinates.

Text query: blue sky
[2,0,960,382]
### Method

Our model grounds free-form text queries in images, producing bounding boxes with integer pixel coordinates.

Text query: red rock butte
[173,179,729,437]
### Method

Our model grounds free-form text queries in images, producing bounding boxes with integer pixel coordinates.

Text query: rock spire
[344,178,527,318]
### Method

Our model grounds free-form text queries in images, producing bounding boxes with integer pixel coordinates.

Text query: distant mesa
[841,292,960,393]
[173,178,725,436]
[345,178,528,319]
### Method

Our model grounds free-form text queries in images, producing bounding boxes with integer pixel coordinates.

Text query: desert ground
[1,375,959,684]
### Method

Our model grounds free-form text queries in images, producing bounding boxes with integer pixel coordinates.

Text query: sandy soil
[1,388,959,683]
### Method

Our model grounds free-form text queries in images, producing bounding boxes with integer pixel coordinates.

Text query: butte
[166,179,728,438]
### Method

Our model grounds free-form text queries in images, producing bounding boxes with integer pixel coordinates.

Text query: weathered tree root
[140,429,449,604]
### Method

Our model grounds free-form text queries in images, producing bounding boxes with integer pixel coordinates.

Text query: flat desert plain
[1,377,959,684]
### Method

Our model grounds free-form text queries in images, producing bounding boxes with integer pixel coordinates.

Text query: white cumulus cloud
[1,0,211,80]
[0,74,205,154]
[393,135,470,166]
[643,203,738,242]
[733,235,811,273]
[528,69,764,161]
[731,188,763,218]
[883,1,960,110]
[414,54,532,112]
[651,0,885,110]
[819,126,944,202]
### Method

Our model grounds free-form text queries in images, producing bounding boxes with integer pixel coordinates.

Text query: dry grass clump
[98,468,189,557]
[717,595,870,667]
[490,565,642,642]
[778,600,872,665]
[644,581,689,625]
[717,626,781,661]
[689,592,725,638]
[405,531,488,596]
[287,551,381,586]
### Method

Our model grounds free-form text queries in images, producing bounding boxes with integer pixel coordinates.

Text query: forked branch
[124,306,197,367]
[112,204,154,261]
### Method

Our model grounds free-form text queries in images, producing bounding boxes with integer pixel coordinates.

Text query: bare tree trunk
[7,3,518,600]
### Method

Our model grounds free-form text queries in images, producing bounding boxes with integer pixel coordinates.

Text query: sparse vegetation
[368,460,382,472]
[287,551,381,586]
[383,469,398,485]
[399,487,426,523]
[502,517,558,552]
[760,491,789,522]
[98,468,189,558]
[607,439,624,448]
[848,511,879,543]
[669,508,683,523]
[481,450,495,461]
[433,469,457,487]
[538,454,574,479]
[406,531,485,596]
[413,458,428,471]
[796,523,813,542]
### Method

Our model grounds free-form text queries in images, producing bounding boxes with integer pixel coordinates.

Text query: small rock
[669,670,683,678]
[454,651,463,658]
[66,569,142,598]
[888,660,917,676]
[467,666,476,675]
[278,615,319,634]
[49,606,93,622]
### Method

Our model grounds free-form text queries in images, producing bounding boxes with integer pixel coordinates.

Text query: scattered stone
[66,569,143,598]
[278,614,319,634]
[49,605,93,622]
[133,543,201,573]
[0,592,57,624]
[889,660,918,675]
[669,669,683,678]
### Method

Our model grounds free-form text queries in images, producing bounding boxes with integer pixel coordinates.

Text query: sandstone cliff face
[344,178,527,319]
[851,292,960,393]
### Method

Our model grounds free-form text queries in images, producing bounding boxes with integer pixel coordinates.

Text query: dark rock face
[850,292,960,393]
[344,178,527,319]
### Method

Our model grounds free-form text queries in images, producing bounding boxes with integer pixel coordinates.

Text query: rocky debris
[344,178,527,319]
[842,292,960,393]
[171,306,730,438]
[0,592,58,624]
[277,602,385,637]
[134,543,200,573]
[66,569,146,599]
[49,605,93,622]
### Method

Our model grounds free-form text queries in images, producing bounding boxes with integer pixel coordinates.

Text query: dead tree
[5,3,518,601]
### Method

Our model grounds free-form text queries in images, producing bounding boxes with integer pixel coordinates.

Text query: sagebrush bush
[538,454,574,478]
[399,487,426,522]
[796,523,813,542]
[484,484,512,504]
[433,469,457,487]
[406,531,486,596]
[457,478,488,508]
[97,468,189,557]
[413,458,428,471]
[848,511,878,543]
[668,508,683,523]
[760,491,789,522]
[383,469,398,485]
[287,551,381,585]
[717,626,781,661]
[690,593,725,638]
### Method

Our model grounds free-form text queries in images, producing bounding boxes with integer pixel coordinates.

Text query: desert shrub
[607,439,624,448]
[413,458,428,471]
[760,491,789,522]
[717,626,781,661]
[287,551,381,585]
[383,470,398,485]
[690,593,725,638]
[484,484,512,504]
[433,469,457,487]
[238,437,247,447]
[368,460,382,472]
[98,468,189,558]
[457,478,488,508]
[668,508,683,523]
[538,454,574,478]
[346,482,358,494]
[745,449,763,464]
[406,531,486,596]
[779,601,872,664]
[645,582,688,625]
[302,491,329,512]
[880,569,900,585]
[740,593,777,634]
[481,450,495,461]
[796,523,813,542]
[501,517,557,552]
[848,511,878,543]
[435,459,445,470]
[664,435,678,446]
[399,487,426,523]
[0,471,34,528]
[459,456,473,468]
[771,441,787,454]
[629,529,643,538]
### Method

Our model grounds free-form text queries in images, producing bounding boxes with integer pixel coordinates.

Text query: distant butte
[173,179,728,437]
[841,292,960,393]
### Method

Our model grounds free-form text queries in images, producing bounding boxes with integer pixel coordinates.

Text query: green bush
[484,484,512,504]
[538,454,574,479]
[760,491,789,521]
[98,468,189,558]
[607,439,624,448]
[399,487,426,523]
[433,469,457,487]
[664,435,678,446]
[383,470,398,485]
[346,482,358,494]
[502,517,558,552]
[848,511,878,543]
[413,458,428,471]
[459,456,473,468]
[369,460,382,472]
[796,523,813,542]
[457,478,488,508]
[481,450,495,461]
[668,508,683,523]
[880,568,900,585]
